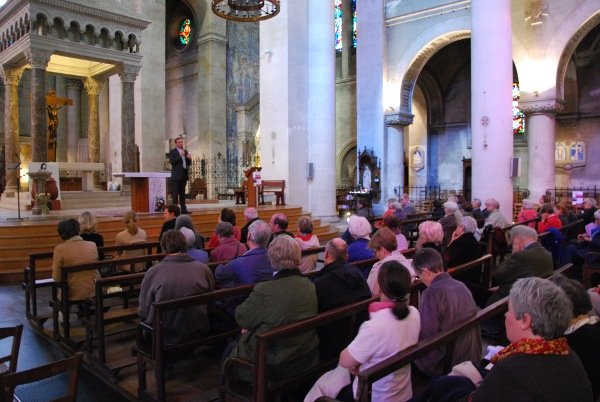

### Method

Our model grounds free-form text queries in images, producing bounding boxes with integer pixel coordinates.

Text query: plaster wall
[335,78,356,186]
[408,84,427,187]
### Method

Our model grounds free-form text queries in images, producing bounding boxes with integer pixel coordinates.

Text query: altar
[112,172,170,213]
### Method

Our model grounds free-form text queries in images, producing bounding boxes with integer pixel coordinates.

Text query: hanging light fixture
[212,0,280,22]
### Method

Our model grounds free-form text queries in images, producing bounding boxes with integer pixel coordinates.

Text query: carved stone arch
[51,17,67,39]
[98,27,110,48]
[113,30,125,50]
[338,140,357,187]
[400,31,470,116]
[416,68,444,129]
[556,11,600,103]
[127,33,138,53]
[84,24,97,46]
[68,20,81,42]
[167,0,199,53]
[33,12,49,35]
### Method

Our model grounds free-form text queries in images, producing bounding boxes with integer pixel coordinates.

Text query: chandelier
[212,0,280,22]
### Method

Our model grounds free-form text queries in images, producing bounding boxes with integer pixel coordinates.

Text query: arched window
[178,18,192,46]
[512,82,525,136]
[334,0,357,52]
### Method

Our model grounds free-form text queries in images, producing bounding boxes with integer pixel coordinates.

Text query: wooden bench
[223,297,375,402]
[52,253,166,348]
[350,263,574,402]
[24,241,160,327]
[85,272,146,373]
[259,180,285,205]
[136,284,255,402]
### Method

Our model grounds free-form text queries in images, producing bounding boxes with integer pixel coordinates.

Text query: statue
[46,91,73,162]
[253,128,261,167]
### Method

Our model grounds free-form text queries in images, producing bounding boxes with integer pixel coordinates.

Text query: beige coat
[52,236,99,301]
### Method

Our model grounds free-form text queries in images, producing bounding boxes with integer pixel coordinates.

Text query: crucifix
[46,90,73,162]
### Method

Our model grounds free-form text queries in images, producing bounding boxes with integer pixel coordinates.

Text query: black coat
[169,147,191,180]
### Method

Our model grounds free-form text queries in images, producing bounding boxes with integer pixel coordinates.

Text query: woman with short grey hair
[347,215,375,263]
[269,235,302,271]
[461,277,592,401]
[440,201,462,247]
[175,214,204,249]
[443,216,484,267]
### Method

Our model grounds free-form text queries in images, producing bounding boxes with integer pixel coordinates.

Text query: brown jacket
[52,236,99,301]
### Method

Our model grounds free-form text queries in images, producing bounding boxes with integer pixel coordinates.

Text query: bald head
[324,238,348,265]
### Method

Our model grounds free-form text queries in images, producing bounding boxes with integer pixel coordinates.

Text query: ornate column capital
[519,98,565,115]
[385,110,414,127]
[0,67,24,86]
[117,64,140,83]
[65,78,82,89]
[83,77,103,95]
[24,49,52,69]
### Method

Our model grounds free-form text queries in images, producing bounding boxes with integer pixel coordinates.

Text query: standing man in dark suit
[169,136,192,214]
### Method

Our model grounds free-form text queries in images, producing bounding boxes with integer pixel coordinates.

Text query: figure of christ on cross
[46,90,73,162]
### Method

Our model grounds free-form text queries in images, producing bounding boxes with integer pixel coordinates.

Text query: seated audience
[517,199,538,227]
[159,204,180,242]
[488,225,553,304]
[550,275,600,400]
[207,208,241,248]
[312,238,372,358]
[346,215,375,263]
[367,228,416,297]
[443,216,484,268]
[413,248,482,377]
[475,198,509,241]
[226,236,319,382]
[556,200,578,227]
[470,198,487,223]
[571,209,600,267]
[239,207,259,243]
[382,215,408,252]
[579,197,598,225]
[355,199,375,220]
[416,220,444,255]
[215,220,273,290]
[415,278,593,402]
[389,201,406,221]
[115,210,147,272]
[180,227,209,263]
[268,212,294,244]
[439,201,461,247]
[304,260,421,402]
[431,199,445,220]
[209,222,246,262]
[400,193,417,216]
[138,230,214,345]
[537,203,563,233]
[78,210,104,260]
[52,219,99,301]
[175,214,205,249]
[382,197,398,219]
[294,216,320,273]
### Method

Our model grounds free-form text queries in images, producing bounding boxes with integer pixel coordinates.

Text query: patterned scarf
[491,337,569,364]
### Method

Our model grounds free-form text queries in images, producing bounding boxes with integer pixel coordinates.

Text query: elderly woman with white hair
[443,216,484,267]
[439,201,462,247]
[346,215,375,264]
[517,199,538,228]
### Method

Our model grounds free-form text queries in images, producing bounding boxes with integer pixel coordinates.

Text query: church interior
[0,0,599,401]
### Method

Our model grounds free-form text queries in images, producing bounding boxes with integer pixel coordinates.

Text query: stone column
[385,112,413,200]
[26,50,52,162]
[470,0,513,220]
[2,67,24,193]
[521,99,563,199]
[341,0,353,78]
[356,0,385,210]
[118,66,139,176]
[308,0,336,218]
[84,77,103,186]
[65,79,81,163]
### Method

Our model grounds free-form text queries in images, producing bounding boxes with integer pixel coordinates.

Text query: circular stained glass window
[178,18,192,46]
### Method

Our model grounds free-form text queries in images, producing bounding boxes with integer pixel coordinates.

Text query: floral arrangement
[35,193,50,214]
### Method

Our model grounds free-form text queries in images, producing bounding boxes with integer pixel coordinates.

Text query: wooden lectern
[244,167,262,208]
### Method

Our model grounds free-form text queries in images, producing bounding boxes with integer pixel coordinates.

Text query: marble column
[308,0,336,218]
[26,50,52,162]
[521,99,563,199]
[118,66,139,177]
[470,0,513,220]
[2,67,24,193]
[356,0,385,210]
[385,112,413,200]
[84,77,103,186]
[65,79,81,163]
[341,0,353,78]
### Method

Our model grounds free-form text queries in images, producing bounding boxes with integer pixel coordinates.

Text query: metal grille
[189,154,240,199]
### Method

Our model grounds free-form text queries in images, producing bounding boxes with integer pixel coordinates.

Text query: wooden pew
[223,297,375,402]
[136,285,255,402]
[259,180,285,205]
[52,253,166,348]
[23,241,160,327]
[351,263,574,402]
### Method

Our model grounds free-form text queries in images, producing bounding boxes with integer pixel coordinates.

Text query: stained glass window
[179,18,192,46]
[512,83,525,136]
[334,0,357,52]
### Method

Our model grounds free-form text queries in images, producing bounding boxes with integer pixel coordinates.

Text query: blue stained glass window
[179,18,192,46]
[512,83,525,136]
